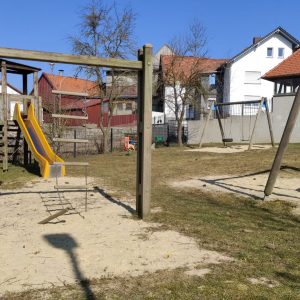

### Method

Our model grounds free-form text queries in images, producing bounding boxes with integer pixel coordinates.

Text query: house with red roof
[217,26,300,110]
[38,72,137,127]
[160,54,227,121]
[38,72,100,110]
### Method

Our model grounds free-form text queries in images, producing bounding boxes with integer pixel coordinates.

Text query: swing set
[199,98,275,149]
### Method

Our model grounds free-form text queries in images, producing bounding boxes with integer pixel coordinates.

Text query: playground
[0,46,299,299]
[1,145,300,299]
[0,176,230,295]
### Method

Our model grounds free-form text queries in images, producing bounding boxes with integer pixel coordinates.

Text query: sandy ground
[185,144,273,153]
[0,177,231,295]
[170,172,300,214]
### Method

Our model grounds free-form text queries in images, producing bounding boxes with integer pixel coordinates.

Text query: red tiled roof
[262,49,300,81]
[43,73,100,96]
[161,55,227,82]
[105,84,137,98]
[62,98,101,110]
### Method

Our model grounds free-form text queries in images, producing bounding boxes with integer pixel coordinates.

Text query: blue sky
[2,0,300,88]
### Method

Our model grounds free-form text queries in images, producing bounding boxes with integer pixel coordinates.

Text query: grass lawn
[1,144,300,299]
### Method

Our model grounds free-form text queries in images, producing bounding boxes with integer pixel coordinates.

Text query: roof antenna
[49,63,55,74]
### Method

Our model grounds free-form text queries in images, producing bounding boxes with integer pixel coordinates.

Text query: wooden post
[215,105,226,146]
[264,98,275,147]
[73,129,77,158]
[38,208,69,224]
[264,89,300,197]
[22,74,29,165]
[33,71,40,123]
[38,96,43,124]
[248,98,264,150]
[110,128,113,152]
[136,45,153,219]
[22,74,28,114]
[23,140,29,166]
[2,61,8,171]
[12,126,21,163]
[198,100,214,148]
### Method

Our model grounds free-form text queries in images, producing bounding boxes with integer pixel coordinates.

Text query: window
[245,71,261,84]
[186,104,195,120]
[117,103,124,111]
[278,47,284,58]
[267,47,273,57]
[125,103,132,110]
[101,102,108,113]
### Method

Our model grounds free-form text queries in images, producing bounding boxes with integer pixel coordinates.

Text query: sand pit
[170,172,300,212]
[186,144,273,154]
[0,177,231,295]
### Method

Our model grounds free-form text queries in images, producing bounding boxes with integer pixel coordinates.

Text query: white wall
[0,85,19,94]
[225,33,293,103]
[164,85,186,121]
[0,84,21,120]
[188,95,300,144]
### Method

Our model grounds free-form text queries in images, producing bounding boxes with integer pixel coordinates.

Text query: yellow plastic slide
[14,103,65,178]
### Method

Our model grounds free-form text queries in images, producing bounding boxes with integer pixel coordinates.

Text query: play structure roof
[0,59,40,74]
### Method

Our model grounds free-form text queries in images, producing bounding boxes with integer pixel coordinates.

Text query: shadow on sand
[199,167,300,201]
[44,233,96,300]
[94,186,135,215]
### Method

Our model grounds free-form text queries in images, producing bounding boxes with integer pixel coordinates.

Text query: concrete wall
[188,95,300,144]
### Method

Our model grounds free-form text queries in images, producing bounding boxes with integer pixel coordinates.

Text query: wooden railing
[0,93,42,125]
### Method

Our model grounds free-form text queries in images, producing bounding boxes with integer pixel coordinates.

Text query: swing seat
[222,138,233,143]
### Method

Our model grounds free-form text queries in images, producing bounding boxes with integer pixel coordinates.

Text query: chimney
[293,44,300,52]
[58,69,64,76]
[49,63,55,74]
[253,37,262,45]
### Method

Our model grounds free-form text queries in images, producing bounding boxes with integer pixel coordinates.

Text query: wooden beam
[22,74,28,98]
[38,208,69,224]
[54,185,89,190]
[215,106,226,145]
[198,100,214,148]
[53,162,89,166]
[52,90,89,97]
[7,94,38,101]
[264,98,275,147]
[1,61,8,171]
[53,138,88,143]
[136,44,153,219]
[0,47,143,70]
[33,71,39,120]
[51,114,88,120]
[248,98,264,150]
[215,100,262,106]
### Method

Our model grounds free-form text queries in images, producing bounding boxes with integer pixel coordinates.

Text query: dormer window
[267,47,273,57]
[278,47,284,58]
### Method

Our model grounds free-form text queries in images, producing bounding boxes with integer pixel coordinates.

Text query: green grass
[0,164,37,189]
[2,145,300,299]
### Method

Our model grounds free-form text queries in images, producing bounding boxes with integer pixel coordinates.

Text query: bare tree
[159,20,209,146]
[70,0,137,152]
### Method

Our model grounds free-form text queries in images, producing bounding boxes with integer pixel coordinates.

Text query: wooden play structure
[0,60,42,170]
[0,44,153,219]
[198,98,275,149]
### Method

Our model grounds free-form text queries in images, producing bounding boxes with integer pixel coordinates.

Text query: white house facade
[0,83,22,119]
[220,27,300,113]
